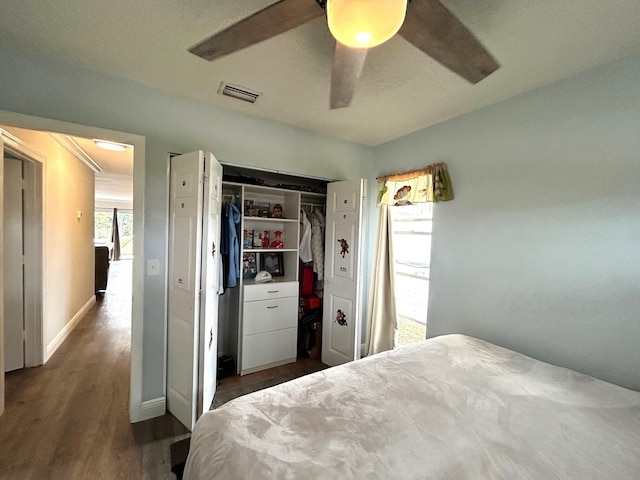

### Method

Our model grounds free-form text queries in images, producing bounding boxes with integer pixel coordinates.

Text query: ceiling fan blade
[399,0,499,84]
[330,42,368,109]
[189,0,324,61]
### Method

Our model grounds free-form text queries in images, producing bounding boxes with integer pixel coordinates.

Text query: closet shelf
[244,248,297,253]
[243,217,298,223]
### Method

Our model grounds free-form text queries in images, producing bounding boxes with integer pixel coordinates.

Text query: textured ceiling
[1,0,640,145]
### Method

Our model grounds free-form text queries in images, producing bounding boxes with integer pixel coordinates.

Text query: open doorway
[2,127,134,363]
[0,116,145,421]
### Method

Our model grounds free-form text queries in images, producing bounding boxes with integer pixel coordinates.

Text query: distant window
[94,210,113,244]
[389,203,433,346]
[117,210,134,258]
[94,209,134,258]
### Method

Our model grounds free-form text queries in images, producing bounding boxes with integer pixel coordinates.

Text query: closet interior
[217,165,329,376]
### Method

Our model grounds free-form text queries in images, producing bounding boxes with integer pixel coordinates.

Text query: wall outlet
[147,259,160,276]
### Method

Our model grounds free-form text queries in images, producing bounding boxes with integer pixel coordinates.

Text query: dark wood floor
[214,357,327,409]
[0,259,326,479]
[0,260,189,480]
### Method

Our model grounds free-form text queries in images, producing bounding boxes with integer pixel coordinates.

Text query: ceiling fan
[188,0,499,109]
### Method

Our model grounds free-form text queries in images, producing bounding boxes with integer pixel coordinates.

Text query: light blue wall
[373,53,640,390]
[2,45,638,400]
[0,49,373,401]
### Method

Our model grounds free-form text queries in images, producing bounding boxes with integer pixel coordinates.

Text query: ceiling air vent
[218,82,261,104]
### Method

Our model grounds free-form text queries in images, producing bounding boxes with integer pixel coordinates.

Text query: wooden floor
[214,357,327,409]
[0,259,326,479]
[0,260,189,480]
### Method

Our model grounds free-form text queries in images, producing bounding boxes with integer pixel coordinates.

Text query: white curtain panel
[366,204,397,355]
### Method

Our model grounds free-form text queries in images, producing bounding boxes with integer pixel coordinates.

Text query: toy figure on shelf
[262,230,270,248]
[270,230,284,249]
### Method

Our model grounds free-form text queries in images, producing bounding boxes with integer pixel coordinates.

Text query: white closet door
[167,150,222,431]
[198,152,222,417]
[321,179,367,366]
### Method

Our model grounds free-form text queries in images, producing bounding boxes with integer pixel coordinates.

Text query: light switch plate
[147,259,160,276]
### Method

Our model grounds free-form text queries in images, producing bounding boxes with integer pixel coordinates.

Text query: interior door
[322,179,367,366]
[198,152,222,417]
[167,150,222,431]
[3,156,25,372]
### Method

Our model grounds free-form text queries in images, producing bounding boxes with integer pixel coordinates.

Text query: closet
[219,168,330,376]
[166,151,366,430]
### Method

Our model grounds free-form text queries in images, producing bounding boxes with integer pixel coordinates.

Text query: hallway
[0,259,188,479]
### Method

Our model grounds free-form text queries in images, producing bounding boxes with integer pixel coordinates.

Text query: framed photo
[242,229,253,249]
[260,252,284,277]
[243,199,255,216]
[269,230,284,248]
[270,203,283,218]
[253,230,269,248]
[242,252,257,279]
[254,201,270,218]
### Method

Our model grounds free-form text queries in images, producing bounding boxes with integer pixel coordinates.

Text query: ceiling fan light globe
[356,32,372,44]
[327,0,407,49]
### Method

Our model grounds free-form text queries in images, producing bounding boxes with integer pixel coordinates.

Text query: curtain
[366,204,397,356]
[111,208,121,261]
[377,163,453,206]
[366,162,454,355]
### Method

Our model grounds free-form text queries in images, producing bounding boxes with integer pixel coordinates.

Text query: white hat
[255,270,273,283]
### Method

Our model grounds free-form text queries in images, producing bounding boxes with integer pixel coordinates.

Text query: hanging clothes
[221,202,241,288]
[220,203,230,290]
[299,208,313,263]
[217,244,225,295]
[310,207,325,281]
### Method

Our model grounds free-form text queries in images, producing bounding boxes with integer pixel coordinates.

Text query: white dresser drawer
[242,296,298,336]
[243,281,298,302]
[242,328,298,371]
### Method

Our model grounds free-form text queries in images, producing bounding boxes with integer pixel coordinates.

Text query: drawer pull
[267,290,279,294]
[266,305,279,309]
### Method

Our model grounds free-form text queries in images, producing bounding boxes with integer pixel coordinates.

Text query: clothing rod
[301,202,324,208]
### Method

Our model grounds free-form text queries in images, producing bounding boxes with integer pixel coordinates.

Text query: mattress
[184,334,640,479]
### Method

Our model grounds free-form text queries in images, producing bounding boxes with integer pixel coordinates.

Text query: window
[94,209,134,258]
[390,203,433,346]
[94,210,114,244]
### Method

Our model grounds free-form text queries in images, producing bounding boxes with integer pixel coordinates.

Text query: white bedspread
[184,334,640,479]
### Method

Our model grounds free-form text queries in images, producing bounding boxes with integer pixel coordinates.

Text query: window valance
[376,162,454,206]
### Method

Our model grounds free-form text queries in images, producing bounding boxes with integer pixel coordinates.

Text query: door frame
[0,110,146,422]
[1,130,44,368]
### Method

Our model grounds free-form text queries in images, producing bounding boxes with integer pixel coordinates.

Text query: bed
[184,334,640,479]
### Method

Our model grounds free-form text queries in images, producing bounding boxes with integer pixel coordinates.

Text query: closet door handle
[266,305,279,309]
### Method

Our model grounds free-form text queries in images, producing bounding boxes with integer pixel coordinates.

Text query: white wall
[2,126,96,360]
[0,48,374,411]
[373,53,640,390]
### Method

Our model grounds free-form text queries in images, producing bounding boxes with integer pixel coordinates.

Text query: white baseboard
[134,397,166,422]
[44,295,96,363]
